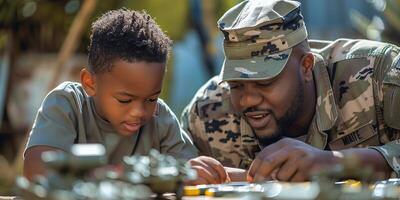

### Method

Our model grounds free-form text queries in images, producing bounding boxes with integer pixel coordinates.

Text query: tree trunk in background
[48,0,97,91]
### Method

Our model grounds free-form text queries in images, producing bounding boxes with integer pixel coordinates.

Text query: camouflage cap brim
[217,0,308,83]
[220,48,291,82]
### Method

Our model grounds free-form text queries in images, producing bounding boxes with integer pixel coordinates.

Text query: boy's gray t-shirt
[25,82,198,163]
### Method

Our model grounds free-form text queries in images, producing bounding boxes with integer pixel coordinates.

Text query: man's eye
[145,98,158,103]
[256,81,272,87]
[117,99,132,104]
[229,84,241,89]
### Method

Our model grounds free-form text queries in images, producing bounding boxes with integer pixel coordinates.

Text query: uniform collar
[305,53,339,149]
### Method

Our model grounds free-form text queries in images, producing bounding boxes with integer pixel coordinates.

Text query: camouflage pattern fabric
[181,38,400,176]
[218,0,308,82]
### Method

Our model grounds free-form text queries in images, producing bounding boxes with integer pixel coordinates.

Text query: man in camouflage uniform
[182,0,400,184]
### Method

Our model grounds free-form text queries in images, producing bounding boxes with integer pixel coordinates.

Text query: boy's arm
[24,145,64,180]
[24,84,79,179]
[156,100,198,160]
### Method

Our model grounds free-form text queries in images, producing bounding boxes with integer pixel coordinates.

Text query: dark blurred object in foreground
[16,144,196,200]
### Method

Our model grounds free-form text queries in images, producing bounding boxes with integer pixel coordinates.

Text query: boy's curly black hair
[88,8,171,73]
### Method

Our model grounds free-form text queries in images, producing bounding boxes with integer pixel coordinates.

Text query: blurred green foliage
[122,0,189,41]
[351,0,400,44]
[0,0,241,102]
[1,0,78,52]
[0,0,123,52]
[0,0,240,53]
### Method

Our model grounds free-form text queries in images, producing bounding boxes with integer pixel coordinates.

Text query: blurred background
[0,0,399,192]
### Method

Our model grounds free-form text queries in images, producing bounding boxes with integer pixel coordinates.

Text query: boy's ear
[80,68,96,96]
[300,52,314,82]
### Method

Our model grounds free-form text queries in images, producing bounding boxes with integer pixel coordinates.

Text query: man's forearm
[336,148,392,179]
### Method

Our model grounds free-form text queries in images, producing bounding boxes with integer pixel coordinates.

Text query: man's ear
[301,53,314,82]
[80,68,96,96]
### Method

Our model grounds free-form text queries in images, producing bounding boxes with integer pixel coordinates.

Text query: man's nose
[240,88,262,108]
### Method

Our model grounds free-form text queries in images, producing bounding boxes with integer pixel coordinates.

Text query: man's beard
[256,79,305,148]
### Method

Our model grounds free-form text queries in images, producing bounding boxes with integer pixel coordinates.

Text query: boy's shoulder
[51,81,86,97]
[27,82,87,150]
[44,81,88,113]
[48,81,87,102]
[154,98,177,121]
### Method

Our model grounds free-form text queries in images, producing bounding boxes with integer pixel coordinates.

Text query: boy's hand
[247,138,334,182]
[24,146,64,180]
[186,156,230,185]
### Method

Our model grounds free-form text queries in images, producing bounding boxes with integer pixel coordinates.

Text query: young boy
[24,8,197,180]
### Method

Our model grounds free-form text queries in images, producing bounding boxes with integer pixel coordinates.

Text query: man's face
[228,55,305,144]
[87,59,165,136]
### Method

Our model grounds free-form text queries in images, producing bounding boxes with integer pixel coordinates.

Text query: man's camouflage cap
[218,0,308,81]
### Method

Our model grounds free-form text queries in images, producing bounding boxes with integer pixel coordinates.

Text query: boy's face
[81,59,165,136]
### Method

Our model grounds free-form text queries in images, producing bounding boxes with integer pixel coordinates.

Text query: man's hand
[186,156,230,185]
[247,138,336,182]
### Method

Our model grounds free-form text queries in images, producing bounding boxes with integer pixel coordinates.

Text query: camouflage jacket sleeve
[181,103,212,156]
[181,76,255,168]
[369,44,400,177]
[181,100,213,157]
[181,76,230,157]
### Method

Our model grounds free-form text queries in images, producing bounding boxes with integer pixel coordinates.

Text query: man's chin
[254,128,282,147]
[254,127,278,138]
